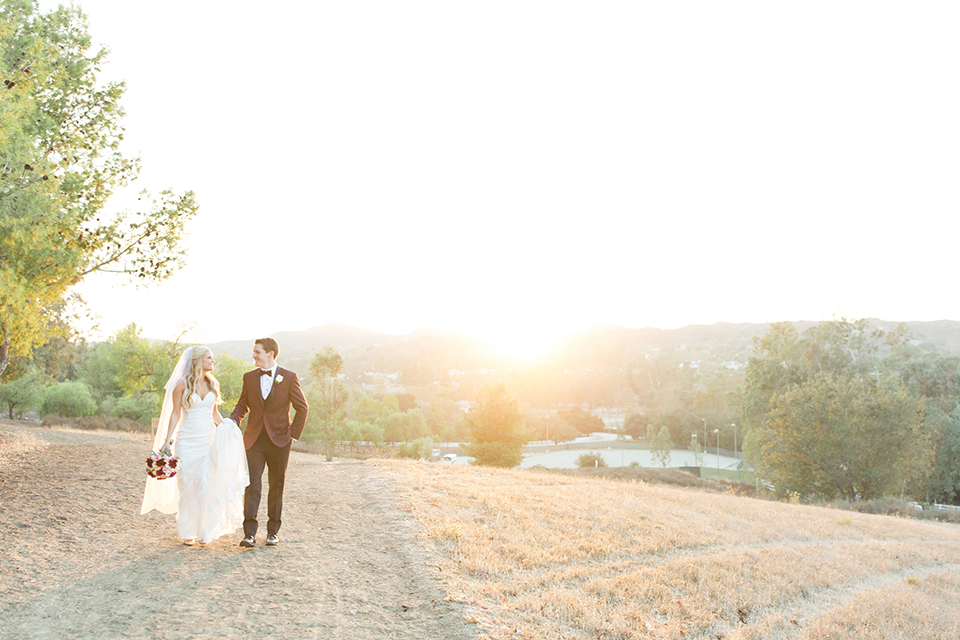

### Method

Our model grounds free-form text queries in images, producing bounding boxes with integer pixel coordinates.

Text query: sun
[476,322,571,363]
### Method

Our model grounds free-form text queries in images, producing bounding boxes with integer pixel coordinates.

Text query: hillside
[384,459,960,640]
[210,319,960,373]
[3,422,957,639]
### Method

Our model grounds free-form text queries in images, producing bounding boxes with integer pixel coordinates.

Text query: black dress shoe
[239,536,255,548]
[265,535,278,546]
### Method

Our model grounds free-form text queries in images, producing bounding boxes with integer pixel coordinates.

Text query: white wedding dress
[174,391,249,543]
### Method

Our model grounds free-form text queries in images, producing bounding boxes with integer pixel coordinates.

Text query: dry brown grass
[377,460,960,640]
[0,426,47,466]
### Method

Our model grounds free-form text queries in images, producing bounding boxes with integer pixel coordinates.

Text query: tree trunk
[0,336,9,378]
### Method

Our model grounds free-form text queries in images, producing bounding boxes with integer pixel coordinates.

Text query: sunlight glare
[477,322,571,362]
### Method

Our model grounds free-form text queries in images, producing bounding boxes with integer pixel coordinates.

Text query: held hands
[221,418,239,430]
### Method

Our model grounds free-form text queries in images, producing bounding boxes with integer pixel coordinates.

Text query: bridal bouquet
[146,446,179,480]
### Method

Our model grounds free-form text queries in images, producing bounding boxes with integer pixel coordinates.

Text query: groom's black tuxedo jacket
[229,366,308,450]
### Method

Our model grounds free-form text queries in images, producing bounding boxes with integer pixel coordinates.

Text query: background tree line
[742,319,959,504]
[5,316,960,504]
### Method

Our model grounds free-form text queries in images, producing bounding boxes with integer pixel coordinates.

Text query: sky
[40,1,960,358]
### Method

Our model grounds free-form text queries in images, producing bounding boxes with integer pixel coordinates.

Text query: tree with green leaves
[76,339,120,403]
[109,323,182,397]
[210,352,246,410]
[381,407,428,444]
[898,352,960,503]
[756,372,930,500]
[462,383,531,468]
[536,413,580,444]
[623,411,645,439]
[304,345,349,461]
[0,0,198,377]
[557,406,604,435]
[39,380,95,417]
[742,319,933,500]
[0,367,43,417]
[742,319,899,465]
[425,397,466,442]
[689,433,703,467]
[652,425,672,468]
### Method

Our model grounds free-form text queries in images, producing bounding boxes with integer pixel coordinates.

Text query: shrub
[397,436,436,460]
[0,370,47,419]
[110,392,160,425]
[40,382,97,418]
[39,414,150,433]
[576,452,608,469]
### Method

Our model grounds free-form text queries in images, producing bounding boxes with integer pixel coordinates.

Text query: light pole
[702,418,707,459]
[732,422,738,481]
[714,428,720,478]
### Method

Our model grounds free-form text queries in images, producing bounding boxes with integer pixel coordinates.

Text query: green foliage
[397,393,418,412]
[652,409,738,451]
[40,380,96,417]
[623,411,645,438]
[742,319,889,458]
[335,418,366,445]
[108,391,159,425]
[757,372,929,500]
[346,392,428,445]
[464,441,523,468]
[381,407,428,443]
[425,397,466,442]
[557,406,604,435]
[303,345,349,460]
[397,436,437,460]
[689,433,703,467]
[355,417,385,444]
[462,384,531,468]
[743,319,934,502]
[110,324,181,396]
[576,452,607,468]
[0,1,197,377]
[928,409,960,504]
[652,425,673,468]
[211,352,245,409]
[898,354,960,503]
[527,412,579,444]
[77,340,120,400]
[0,368,45,418]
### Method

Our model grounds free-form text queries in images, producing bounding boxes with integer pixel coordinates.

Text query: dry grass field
[378,460,960,640]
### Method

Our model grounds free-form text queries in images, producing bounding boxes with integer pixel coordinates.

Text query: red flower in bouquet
[146,447,179,480]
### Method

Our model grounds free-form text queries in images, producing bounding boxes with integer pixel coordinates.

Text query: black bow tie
[260,369,273,377]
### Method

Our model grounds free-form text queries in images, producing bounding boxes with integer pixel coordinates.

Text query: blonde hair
[182,347,222,408]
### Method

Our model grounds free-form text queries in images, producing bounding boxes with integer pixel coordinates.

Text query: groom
[227,337,308,547]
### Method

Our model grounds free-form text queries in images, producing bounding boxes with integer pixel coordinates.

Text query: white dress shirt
[260,364,278,399]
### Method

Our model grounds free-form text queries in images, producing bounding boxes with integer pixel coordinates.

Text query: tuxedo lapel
[253,370,266,408]
[265,367,283,404]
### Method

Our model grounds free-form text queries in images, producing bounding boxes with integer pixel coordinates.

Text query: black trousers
[244,429,291,538]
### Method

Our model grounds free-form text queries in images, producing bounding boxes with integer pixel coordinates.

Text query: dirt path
[0,421,478,640]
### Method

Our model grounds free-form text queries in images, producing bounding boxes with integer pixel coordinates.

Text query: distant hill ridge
[208,319,960,367]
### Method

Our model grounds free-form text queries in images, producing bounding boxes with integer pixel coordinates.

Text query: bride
[140,346,249,545]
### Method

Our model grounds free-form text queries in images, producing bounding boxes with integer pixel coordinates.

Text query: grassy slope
[378,460,960,640]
